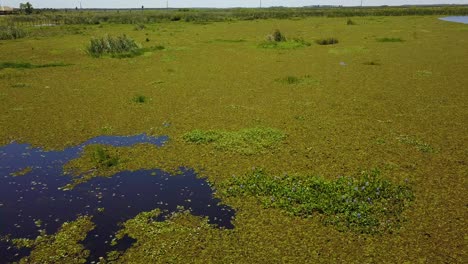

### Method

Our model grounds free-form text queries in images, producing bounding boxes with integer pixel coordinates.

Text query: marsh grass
[183,127,285,155]
[397,135,434,153]
[0,62,70,70]
[225,168,414,234]
[87,34,164,58]
[92,146,119,168]
[0,25,26,40]
[377,37,404,42]
[316,38,339,45]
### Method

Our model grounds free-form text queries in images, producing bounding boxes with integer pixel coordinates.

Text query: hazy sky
[1,0,467,8]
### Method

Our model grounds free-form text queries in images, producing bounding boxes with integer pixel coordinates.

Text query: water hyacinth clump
[87,34,141,57]
[183,127,286,155]
[225,169,414,234]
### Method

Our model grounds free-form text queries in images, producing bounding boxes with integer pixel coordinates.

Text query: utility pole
[80,1,82,9]
[361,0,363,7]
[166,0,169,9]
[260,0,262,8]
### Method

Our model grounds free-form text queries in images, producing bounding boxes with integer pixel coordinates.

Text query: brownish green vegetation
[1,7,467,263]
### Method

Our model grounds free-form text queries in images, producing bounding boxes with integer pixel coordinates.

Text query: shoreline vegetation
[1,6,467,26]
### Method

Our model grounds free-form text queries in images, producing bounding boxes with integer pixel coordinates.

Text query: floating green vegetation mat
[183,127,286,155]
[397,135,435,153]
[112,209,222,262]
[87,34,164,58]
[225,169,414,234]
[376,37,404,42]
[11,216,95,263]
[0,62,70,70]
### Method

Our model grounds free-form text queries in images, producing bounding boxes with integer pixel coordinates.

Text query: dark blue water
[439,16,468,24]
[0,134,234,263]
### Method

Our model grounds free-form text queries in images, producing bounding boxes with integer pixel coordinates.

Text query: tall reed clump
[87,34,141,58]
[0,25,27,40]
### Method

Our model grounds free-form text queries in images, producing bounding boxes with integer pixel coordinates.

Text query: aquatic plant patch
[376,37,404,42]
[260,38,311,49]
[183,127,286,155]
[0,62,70,70]
[112,209,226,262]
[276,75,319,85]
[397,135,435,153]
[225,169,414,234]
[11,216,95,263]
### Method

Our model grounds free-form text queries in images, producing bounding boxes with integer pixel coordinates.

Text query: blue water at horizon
[439,16,468,24]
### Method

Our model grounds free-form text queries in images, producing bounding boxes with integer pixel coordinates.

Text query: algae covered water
[0,135,234,262]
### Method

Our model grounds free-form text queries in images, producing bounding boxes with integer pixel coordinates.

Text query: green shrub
[86,34,141,57]
[225,169,414,234]
[316,38,339,45]
[183,127,285,155]
[0,25,27,40]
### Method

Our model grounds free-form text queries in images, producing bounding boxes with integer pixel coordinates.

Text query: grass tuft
[363,61,381,66]
[347,18,356,25]
[132,95,148,103]
[316,38,339,45]
[183,127,286,155]
[225,168,414,234]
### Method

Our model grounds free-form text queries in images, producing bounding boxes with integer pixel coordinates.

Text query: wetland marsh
[0,7,467,263]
